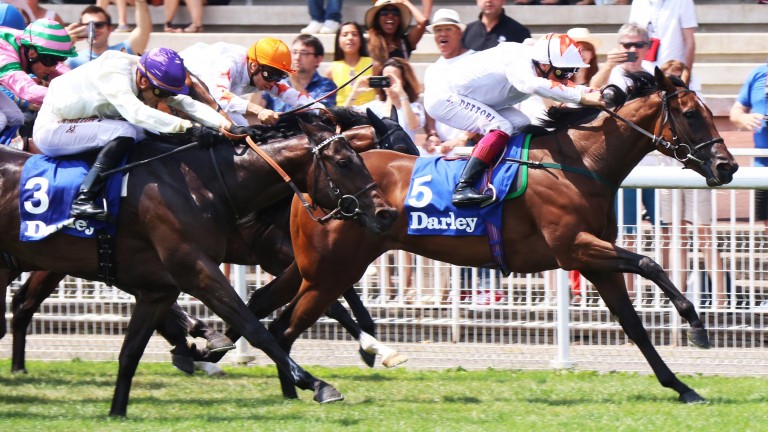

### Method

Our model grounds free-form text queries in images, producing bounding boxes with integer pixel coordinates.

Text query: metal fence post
[230,264,255,365]
[550,269,574,369]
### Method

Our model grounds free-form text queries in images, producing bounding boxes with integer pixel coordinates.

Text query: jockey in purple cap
[33,47,234,220]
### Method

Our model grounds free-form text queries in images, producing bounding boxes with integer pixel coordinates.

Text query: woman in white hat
[365,0,427,71]
[566,27,600,85]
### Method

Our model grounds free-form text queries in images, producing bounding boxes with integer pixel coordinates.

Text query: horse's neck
[343,126,376,153]
[580,96,663,186]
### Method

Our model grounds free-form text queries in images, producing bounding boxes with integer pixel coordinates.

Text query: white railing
[4,162,768,364]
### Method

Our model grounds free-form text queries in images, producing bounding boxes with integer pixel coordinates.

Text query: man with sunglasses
[181,37,323,126]
[33,48,232,220]
[66,3,152,69]
[0,18,75,109]
[590,23,654,90]
[425,33,604,207]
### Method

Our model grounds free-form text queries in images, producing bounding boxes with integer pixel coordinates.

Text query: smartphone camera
[369,76,391,88]
[624,51,638,62]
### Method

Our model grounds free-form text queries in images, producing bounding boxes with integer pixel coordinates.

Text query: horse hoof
[207,335,236,353]
[679,389,707,404]
[382,351,408,368]
[313,380,344,404]
[11,368,28,375]
[172,354,195,375]
[194,361,226,377]
[688,328,711,349]
[359,347,376,368]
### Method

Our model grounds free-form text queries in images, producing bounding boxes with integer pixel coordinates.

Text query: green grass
[1,359,767,432]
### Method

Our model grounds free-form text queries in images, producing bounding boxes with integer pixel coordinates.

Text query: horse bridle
[599,88,724,168]
[244,134,378,224]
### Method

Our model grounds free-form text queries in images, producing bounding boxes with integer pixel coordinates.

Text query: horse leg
[111,292,178,417]
[581,270,705,403]
[154,306,199,375]
[0,269,12,341]
[325,300,376,367]
[168,302,234,352]
[175,258,342,403]
[10,271,62,374]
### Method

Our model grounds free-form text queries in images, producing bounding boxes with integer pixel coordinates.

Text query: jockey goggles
[257,65,289,83]
[29,52,66,67]
[551,66,579,80]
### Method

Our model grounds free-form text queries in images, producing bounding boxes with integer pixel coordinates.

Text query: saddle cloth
[19,154,125,241]
[405,134,529,237]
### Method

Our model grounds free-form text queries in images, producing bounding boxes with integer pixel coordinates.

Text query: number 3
[23,177,50,214]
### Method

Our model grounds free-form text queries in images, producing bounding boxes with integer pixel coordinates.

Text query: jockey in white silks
[180,38,323,126]
[424,33,605,207]
[33,48,232,220]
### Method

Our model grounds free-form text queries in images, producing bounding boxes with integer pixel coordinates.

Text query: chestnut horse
[2,107,413,375]
[0,119,395,416]
[275,69,739,403]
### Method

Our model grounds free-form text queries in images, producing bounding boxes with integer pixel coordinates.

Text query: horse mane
[245,107,368,144]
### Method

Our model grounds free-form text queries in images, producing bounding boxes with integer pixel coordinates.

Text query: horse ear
[654,66,676,93]
[389,105,399,123]
[366,108,386,133]
[297,119,318,144]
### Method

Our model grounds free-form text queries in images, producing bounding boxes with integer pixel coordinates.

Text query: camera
[624,51,638,62]
[369,76,391,88]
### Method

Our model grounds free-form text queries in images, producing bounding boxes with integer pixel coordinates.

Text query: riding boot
[70,136,134,220]
[451,156,492,207]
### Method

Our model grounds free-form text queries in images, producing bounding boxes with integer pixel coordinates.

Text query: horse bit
[600,88,724,168]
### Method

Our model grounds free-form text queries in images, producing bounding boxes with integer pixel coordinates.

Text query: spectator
[462,0,531,52]
[66,3,152,69]
[300,0,341,34]
[0,19,74,109]
[364,0,427,72]
[566,27,599,86]
[658,59,727,307]
[354,57,424,143]
[0,2,27,29]
[513,0,569,4]
[629,0,697,72]
[180,38,323,126]
[326,21,376,107]
[33,48,231,219]
[575,0,629,4]
[164,0,204,33]
[96,0,133,32]
[262,34,337,112]
[4,0,34,25]
[729,60,768,232]
[23,0,62,24]
[422,8,476,157]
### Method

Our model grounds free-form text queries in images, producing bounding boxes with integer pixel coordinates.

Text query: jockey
[180,37,324,126]
[425,33,605,207]
[33,48,233,220]
[0,18,76,107]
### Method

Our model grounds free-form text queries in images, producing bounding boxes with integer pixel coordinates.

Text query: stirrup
[479,184,497,208]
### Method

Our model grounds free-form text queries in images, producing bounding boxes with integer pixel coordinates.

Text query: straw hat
[365,0,411,34]
[566,27,601,49]
[426,8,466,33]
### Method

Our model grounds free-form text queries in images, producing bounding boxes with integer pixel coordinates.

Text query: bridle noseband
[600,88,723,168]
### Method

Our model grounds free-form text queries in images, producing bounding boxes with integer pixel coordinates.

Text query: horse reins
[599,89,724,168]
[243,134,377,224]
[281,63,373,117]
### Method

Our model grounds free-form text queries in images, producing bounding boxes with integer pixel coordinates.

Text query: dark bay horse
[0,119,396,416]
[2,107,413,375]
[276,69,739,403]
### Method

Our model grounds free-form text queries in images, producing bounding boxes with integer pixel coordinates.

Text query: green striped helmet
[20,18,76,58]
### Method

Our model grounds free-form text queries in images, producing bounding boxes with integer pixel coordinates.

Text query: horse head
[366,107,420,156]
[651,67,738,186]
[297,119,397,234]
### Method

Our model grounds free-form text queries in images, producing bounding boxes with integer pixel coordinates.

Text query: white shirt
[180,42,257,116]
[423,50,476,148]
[445,42,587,108]
[629,0,698,69]
[359,99,425,143]
[37,51,227,134]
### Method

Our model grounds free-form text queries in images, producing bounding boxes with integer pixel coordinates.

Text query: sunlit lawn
[1,359,767,431]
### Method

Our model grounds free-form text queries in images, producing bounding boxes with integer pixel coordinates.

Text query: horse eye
[683,110,696,118]
[337,159,349,168]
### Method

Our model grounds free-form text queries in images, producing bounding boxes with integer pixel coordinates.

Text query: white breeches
[424,91,531,136]
[33,117,145,157]
[0,92,24,131]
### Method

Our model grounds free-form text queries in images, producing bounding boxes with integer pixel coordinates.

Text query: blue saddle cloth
[19,155,124,241]
[405,134,527,237]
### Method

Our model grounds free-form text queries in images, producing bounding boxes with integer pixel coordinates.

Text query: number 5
[407,175,433,208]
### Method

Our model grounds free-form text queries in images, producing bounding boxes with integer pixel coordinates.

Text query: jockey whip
[281,63,373,118]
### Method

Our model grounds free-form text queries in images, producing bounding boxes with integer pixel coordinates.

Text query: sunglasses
[151,86,175,99]
[257,66,288,83]
[379,8,401,17]
[80,21,108,29]
[620,41,649,49]
[30,54,66,67]
[552,67,579,80]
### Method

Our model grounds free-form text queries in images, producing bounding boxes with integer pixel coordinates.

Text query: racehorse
[0,108,418,374]
[0,118,396,416]
[2,107,413,375]
[274,69,739,403]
